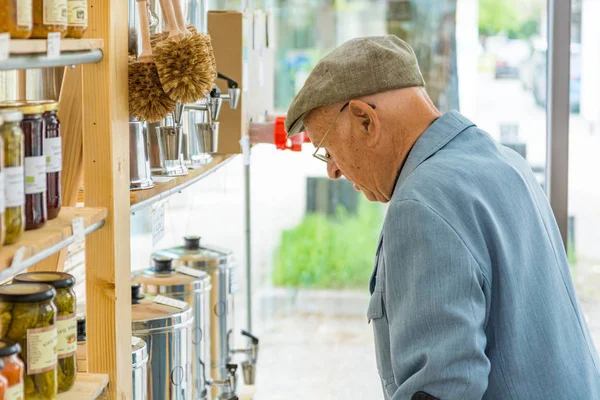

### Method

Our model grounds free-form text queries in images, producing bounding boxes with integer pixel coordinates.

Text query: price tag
[0,33,9,62]
[11,247,27,267]
[72,217,85,243]
[177,266,205,278]
[152,203,165,246]
[239,136,250,166]
[153,295,188,310]
[131,337,142,347]
[47,32,61,59]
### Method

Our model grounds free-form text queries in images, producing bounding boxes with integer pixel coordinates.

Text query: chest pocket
[367,244,398,394]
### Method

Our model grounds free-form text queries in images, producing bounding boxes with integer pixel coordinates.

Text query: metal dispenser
[153,236,258,400]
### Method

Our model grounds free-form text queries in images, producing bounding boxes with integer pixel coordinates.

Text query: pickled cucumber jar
[65,0,86,38]
[0,339,25,400]
[13,273,76,393]
[0,283,58,400]
[0,0,34,38]
[0,109,25,245]
[31,0,67,38]
[0,115,5,246]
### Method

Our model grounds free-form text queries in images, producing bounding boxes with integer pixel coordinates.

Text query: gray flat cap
[285,35,425,137]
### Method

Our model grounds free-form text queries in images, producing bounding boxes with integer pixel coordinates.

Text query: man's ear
[348,100,380,147]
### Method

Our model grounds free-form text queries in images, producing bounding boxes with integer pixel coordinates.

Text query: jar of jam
[0,109,24,244]
[16,103,47,231]
[0,360,7,399]
[31,0,67,38]
[0,0,33,38]
[13,272,76,393]
[0,339,25,400]
[65,0,86,38]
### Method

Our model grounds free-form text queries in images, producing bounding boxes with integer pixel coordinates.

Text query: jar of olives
[0,339,25,400]
[0,0,33,38]
[0,283,58,400]
[13,273,76,393]
[65,0,86,38]
[31,0,67,38]
[0,109,25,245]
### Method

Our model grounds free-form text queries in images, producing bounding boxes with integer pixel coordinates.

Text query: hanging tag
[0,33,9,62]
[11,247,27,267]
[47,32,61,59]
[131,337,142,347]
[177,266,205,278]
[72,217,85,243]
[154,295,188,310]
[239,136,250,166]
[152,203,165,246]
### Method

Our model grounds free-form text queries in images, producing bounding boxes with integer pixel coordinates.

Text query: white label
[11,246,26,267]
[24,156,46,195]
[47,32,61,59]
[152,204,165,246]
[72,217,85,243]
[5,382,24,400]
[176,266,205,279]
[0,33,9,62]
[0,172,5,213]
[44,137,62,173]
[4,166,24,208]
[26,326,58,374]
[57,314,77,358]
[153,295,188,310]
[151,176,174,183]
[131,337,142,347]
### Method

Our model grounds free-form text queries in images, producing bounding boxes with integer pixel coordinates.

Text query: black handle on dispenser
[226,363,238,373]
[217,72,239,89]
[131,284,145,304]
[241,330,259,345]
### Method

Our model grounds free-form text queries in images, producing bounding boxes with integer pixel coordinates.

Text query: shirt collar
[393,110,475,195]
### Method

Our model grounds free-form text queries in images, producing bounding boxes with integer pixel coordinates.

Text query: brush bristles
[154,33,217,104]
[129,56,176,123]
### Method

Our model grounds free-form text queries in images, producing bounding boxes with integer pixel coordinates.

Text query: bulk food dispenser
[154,237,259,400]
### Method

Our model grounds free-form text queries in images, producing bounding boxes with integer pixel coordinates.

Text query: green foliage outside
[479,0,542,39]
[273,199,384,289]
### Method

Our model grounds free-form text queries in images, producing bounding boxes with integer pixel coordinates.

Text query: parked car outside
[494,39,530,79]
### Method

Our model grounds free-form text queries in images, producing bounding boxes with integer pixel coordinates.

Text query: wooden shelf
[9,39,104,54]
[57,373,109,400]
[0,207,107,277]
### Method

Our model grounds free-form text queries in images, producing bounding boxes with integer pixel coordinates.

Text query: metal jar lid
[131,298,193,334]
[131,337,148,368]
[153,236,233,270]
[133,256,211,293]
[14,272,76,289]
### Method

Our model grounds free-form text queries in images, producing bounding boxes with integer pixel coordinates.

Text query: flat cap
[285,35,425,137]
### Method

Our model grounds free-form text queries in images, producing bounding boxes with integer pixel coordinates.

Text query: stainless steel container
[132,337,149,400]
[155,125,188,176]
[131,284,194,400]
[130,118,154,190]
[134,257,212,400]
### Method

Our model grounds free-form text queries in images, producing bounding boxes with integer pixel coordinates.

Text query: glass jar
[13,273,76,393]
[31,0,67,38]
[0,339,25,400]
[0,109,25,245]
[15,104,47,231]
[0,283,58,400]
[64,0,86,38]
[0,0,33,38]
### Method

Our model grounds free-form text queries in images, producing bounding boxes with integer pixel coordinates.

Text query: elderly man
[285,36,600,400]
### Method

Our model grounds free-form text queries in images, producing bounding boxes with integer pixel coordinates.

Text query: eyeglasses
[312,102,376,164]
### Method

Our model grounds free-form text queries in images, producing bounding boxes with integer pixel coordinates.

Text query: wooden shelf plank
[57,373,109,400]
[0,207,107,271]
[9,39,104,54]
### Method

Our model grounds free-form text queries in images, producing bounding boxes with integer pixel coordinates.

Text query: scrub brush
[153,0,217,104]
[128,0,176,122]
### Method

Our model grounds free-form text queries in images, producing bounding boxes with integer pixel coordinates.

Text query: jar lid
[14,272,76,289]
[0,101,45,115]
[132,299,193,334]
[26,100,58,112]
[0,339,21,357]
[0,109,23,122]
[0,283,56,303]
[131,337,148,366]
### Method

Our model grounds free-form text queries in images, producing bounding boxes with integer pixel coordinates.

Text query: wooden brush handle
[171,0,191,36]
[136,0,153,62]
[158,0,184,39]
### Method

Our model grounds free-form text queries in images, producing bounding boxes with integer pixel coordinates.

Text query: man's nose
[327,161,342,179]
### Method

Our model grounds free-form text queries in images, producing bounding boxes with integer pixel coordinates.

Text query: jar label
[24,156,46,195]
[4,166,25,208]
[153,295,188,310]
[5,382,24,400]
[44,0,68,25]
[17,0,33,26]
[57,314,77,358]
[26,325,58,375]
[43,137,62,173]
[67,0,87,27]
[0,172,5,213]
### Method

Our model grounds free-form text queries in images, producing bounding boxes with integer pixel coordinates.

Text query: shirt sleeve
[383,199,490,400]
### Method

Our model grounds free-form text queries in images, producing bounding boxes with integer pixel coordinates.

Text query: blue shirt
[369,111,600,399]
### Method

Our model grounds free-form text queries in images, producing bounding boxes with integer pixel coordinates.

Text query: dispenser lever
[241,330,259,345]
[217,72,239,89]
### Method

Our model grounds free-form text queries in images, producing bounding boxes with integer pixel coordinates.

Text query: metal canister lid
[131,298,193,334]
[133,264,211,293]
[131,337,148,368]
